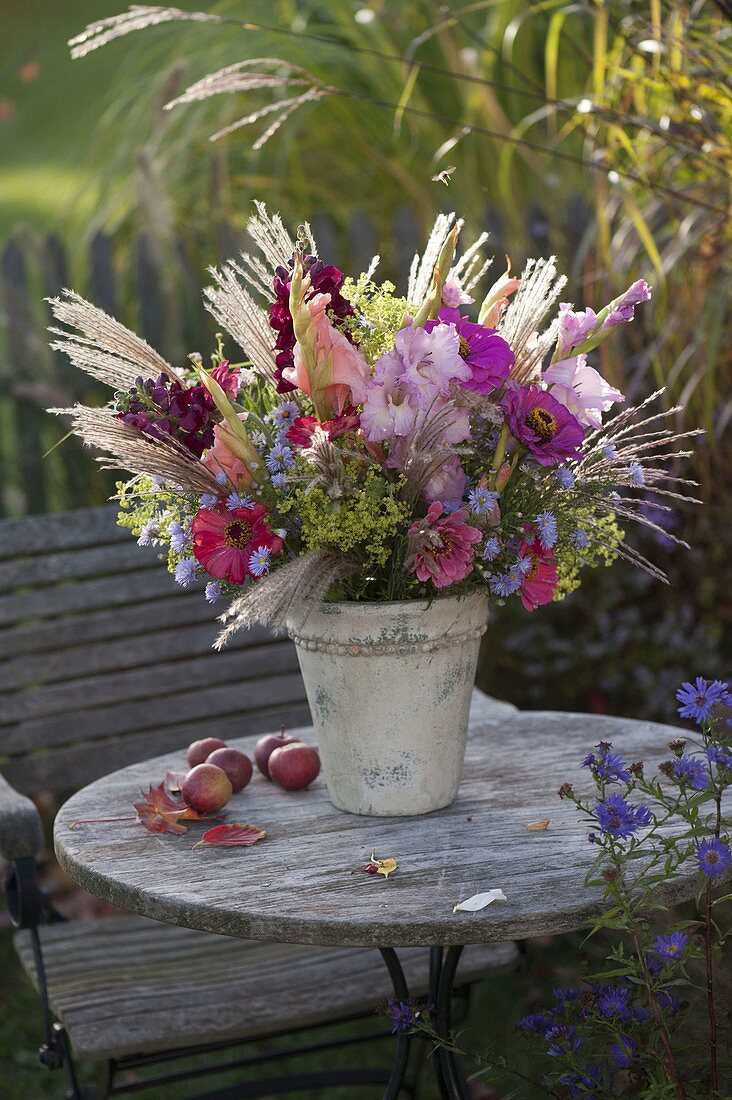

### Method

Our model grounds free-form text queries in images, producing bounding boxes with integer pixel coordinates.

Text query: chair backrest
[0,506,309,796]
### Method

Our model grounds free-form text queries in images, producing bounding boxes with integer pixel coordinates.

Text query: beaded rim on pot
[288,622,488,657]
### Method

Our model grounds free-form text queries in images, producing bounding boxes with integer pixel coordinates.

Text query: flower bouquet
[51,205,698,815]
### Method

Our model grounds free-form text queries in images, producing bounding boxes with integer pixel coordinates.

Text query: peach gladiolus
[203,416,253,489]
[284,261,369,420]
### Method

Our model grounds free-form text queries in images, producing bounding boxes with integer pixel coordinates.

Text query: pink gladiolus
[543,354,624,428]
[602,279,652,329]
[441,273,474,308]
[284,290,369,419]
[406,501,481,589]
[203,417,254,489]
[556,303,600,358]
[423,454,468,508]
[517,534,558,611]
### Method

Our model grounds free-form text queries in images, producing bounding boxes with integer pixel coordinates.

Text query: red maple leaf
[134,782,190,835]
[192,823,266,850]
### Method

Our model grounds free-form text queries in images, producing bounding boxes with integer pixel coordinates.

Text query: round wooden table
[55,699,697,1099]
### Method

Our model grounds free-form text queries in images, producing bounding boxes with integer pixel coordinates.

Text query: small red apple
[254,730,300,779]
[181,763,232,813]
[206,748,253,794]
[186,737,228,768]
[269,742,321,791]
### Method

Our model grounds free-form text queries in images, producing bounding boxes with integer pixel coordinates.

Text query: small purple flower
[516,1012,551,1033]
[248,546,272,578]
[272,401,300,428]
[137,519,158,546]
[545,1024,582,1057]
[552,987,582,1005]
[270,472,287,489]
[467,486,499,516]
[200,491,218,509]
[595,793,652,838]
[226,492,253,511]
[535,511,558,549]
[168,520,191,553]
[672,754,708,791]
[204,580,221,604]
[557,1067,603,1099]
[655,991,683,1015]
[387,999,414,1033]
[490,558,530,598]
[582,746,632,784]
[707,744,732,771]
[610,1034,638,1068]
[676,677,732,724]
[628,461,645,487]
[502,384,585,467]
[696,837,732,877]
[602,444,618,461]
[425,307,514,393]
[654,931,688,963]
[597,985,632,1020]
[174,558,198,587]
[602,279,652,329]
[572,529,590,549]
[556,466,575,489]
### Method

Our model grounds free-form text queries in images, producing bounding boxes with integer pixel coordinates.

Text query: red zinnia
[191,504,283,585]
[517,533,558,611]
[287,406,360,447]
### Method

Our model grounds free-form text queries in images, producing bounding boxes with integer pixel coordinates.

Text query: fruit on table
[254,731,299,779]
[269,742,321,791]
[186,737,228,768]
[181,763,233,813]
[206,748,253,793]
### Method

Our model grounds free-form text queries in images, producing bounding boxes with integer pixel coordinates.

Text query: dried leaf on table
[165,771,187,793]
[453,889,507,913]
[525,819,551,831]
[363,850,398,878]
[192,823,266,849]
[134,782,189,835]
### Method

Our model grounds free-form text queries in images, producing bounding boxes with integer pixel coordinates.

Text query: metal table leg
[379,948,414,1100]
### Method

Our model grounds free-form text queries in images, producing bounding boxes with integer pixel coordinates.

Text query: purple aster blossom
[424,307,514,393]
[672,754,708,791]
[707,744,732,771]
[610,1035,638,1068]
[653,931,688,963]
[137,519,158,546]
[556,466,575,488]
[174,558,198,587]
[602,279,652,330]
[516,1012,552,1033]
[676,677,732,724]
[387,999,414,1033]
[502,384,585,467]
[204,580,221,604]
[552,987,582,1005]
[534,511,558,549]
[543,353,624,429]
[544,1024,582,1057]
[557,1067,603,1099]
[168,520,191,553]
[265,440,295,473]
[572,529,590,549]
[490,558,530,598]
[272,401,300,428]
[597,985,632,1020]
[595,793,653,838]
[602,443,618,461]
[696,837,732,877]
[656,991,684,1016]
[226,492,253,511]
[467,486,499,516]
[556,302,600,357]
[199,491,218,510]
[582,746,632,784]
[248,546,272,579]
[270,472,287,489]
[628,461,645,487]
[481,536,501,561]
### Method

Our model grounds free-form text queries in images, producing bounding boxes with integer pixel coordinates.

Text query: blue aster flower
[249,545,272,578]
[516,1013,551,1033]
[696,837,732,877]
[204,581,221,604]
[572,528,590,549]
[270,472,287,489]
[200,491,218,509]
[137,519,158,546]
[272,401,299,428]
[595,793,652,838]
[544,1024,582,1057]
[552,987,582,1005]
[174,558,198,586]
[467,486,499,516]
[489,558,529,597]
[676,677,732,724]
[214,470,228,485]
[557,1067,602,1099]
[168,520,191,553]
[481,536,501,561]
[226,492,253,511]
[610,1035,638,1068]
[707,744,732,771]
[556,466,575,489]
[534,511,558,549]
[387,999,414,1033]
[628,461,645,486]
[603,444,618,461]
[582,746,632,784]
[597,985,632,1020]
[265,439,295,473]
[653,931,688,963]
[672,754,708,791]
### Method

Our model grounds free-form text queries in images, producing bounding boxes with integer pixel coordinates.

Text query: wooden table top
[54,694,702,948]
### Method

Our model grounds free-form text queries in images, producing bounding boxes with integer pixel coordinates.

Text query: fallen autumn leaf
[192,823,266,849]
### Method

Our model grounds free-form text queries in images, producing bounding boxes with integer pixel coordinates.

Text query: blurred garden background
[0,3,730,1092]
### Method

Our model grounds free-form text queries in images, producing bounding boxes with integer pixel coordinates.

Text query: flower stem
[706,790,722,1095]
[631,929,687,1099]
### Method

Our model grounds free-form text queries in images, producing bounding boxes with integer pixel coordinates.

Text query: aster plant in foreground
[49,205,700,643]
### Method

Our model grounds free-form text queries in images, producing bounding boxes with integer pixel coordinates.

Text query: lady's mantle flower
[502,384,585,467]
[248,546,272,578]
[676,677,732,724]
[653,931,688,963]
[582,745,632,784]
[544,1024,582,1057]
[406,502,481,589]
[672,754,708,791]
[595,793,652,838]
[516,533,558,611]
[696,837,732,877]
[191,503,283,586]
[425,307,514,393]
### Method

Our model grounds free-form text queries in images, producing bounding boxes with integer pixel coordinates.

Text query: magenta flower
[502,384,585,466]
[406,501,481,589]
[517,532,558,611]
[425,307,514,393]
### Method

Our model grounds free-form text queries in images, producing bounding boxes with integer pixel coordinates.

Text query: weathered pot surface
[286,592,489,816]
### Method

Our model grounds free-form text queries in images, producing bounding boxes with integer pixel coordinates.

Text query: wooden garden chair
[0,504,518,1099]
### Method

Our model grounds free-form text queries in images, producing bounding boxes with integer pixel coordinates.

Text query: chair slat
[0,540,155,594]
[0,569,172,627]
[0,505,125,559]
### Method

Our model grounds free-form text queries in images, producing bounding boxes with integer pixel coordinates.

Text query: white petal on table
[453,889,507,913]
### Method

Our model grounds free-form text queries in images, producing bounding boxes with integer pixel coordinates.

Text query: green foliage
[554,513,624,601]
[340,274,410,362]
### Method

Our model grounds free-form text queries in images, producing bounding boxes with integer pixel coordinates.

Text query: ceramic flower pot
[286,592,489,816]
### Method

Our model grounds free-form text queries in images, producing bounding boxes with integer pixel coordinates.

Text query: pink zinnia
[191,504,283,586]
[406,501,481,589]
[517,533,558,611]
